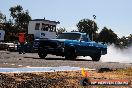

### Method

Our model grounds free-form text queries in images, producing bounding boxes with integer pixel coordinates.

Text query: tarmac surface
[0,50,132,69]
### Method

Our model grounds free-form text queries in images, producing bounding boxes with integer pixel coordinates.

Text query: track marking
[11,64,15,66]
[3,63,8,64]
[26,66,31,68]
[18,65,23,67]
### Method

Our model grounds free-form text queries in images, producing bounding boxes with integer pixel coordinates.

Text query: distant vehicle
[28,19,60,39]
[5,42,18,51]
[27,19,60,52]
[0,42,8,50]
[37,32,107,61]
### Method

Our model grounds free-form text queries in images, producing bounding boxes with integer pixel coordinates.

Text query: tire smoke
[101,45,132,63]
[77,45,132,63]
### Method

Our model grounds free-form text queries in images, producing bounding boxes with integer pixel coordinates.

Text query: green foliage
[56,27,66,35]
[9,5,23,19]
[0,5,32,42]
[98,27,118,44]
[0,11,6,23]
[9,5,31,33]
[116,34,132,48]
[127,34,132,46]
[77,19,98,40]
[4,23,17,41]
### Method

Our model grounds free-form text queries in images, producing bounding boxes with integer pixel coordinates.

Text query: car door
[79,34,96,56]
[85,41,95,55]
[76,35,90,55]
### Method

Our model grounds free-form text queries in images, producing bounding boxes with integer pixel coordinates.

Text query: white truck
[28,19,60,39]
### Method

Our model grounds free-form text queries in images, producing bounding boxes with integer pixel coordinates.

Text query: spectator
[18,33,25,54]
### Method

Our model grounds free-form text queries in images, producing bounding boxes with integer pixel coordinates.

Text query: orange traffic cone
[81,68,89,77]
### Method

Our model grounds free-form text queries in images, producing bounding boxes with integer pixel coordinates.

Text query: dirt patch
[0,68,132,88]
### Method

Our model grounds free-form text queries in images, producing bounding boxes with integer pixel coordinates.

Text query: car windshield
[57,33,81,40]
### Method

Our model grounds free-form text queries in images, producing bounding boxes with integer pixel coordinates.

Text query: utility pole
[92,15,96,41]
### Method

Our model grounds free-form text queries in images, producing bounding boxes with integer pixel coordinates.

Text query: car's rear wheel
[38,48,47,59]
[38,52,47,59]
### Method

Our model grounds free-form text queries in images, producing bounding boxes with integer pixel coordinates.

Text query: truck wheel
[65,47,77,60]
[38,52,47,59]
[91,49,101,61]
[91,56,100,61]
[38,47,47,59]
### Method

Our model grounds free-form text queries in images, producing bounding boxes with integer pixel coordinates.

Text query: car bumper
[8,47,16,51]
[101,48,107,55]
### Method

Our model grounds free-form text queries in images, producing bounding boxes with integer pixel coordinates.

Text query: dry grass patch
[0,68,132,88]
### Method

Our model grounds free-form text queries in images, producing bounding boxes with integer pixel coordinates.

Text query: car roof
[62,32,86,35]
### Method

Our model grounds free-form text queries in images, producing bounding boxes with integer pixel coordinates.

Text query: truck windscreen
[57,33,81,40]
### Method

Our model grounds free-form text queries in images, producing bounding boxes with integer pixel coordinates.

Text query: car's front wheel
[91,49,101,61]
[65,47,77,60]
[91,56,100,61]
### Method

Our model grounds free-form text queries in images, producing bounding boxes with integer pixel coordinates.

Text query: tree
[9,5,31,33]
[127,34,132,46]
[9,5,23,19]
[0,11,16,41]
[0,11,6,23]
[56,27,66,35]
[0,11,6,30]
[98,27,118,44]
[76,19,98,40]
[116,34,132,48]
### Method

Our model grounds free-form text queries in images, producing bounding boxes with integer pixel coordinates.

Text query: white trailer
[28,19,60,39]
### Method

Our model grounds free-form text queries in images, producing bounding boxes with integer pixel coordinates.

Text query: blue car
[37,32,107,61]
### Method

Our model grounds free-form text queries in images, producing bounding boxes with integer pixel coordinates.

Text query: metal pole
[92,15,96,41]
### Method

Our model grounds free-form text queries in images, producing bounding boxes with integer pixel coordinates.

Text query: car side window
[82,35,87,41]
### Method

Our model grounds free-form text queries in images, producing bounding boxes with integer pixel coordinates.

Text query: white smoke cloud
[77,45,132,63]
[101,45,132,63]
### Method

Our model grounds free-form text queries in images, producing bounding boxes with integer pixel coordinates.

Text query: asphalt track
[0,51,131,69]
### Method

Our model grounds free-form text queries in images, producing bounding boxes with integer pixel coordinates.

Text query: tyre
[91,49,101,61]
[38,52,47,59]
[91,56,100,61]
[38,48,47,59]
[65,47,77,60]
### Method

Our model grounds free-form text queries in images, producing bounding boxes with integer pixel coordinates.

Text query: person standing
[18,33,25,54]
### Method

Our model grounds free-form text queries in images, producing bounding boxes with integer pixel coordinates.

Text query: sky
[1,0,132,37]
